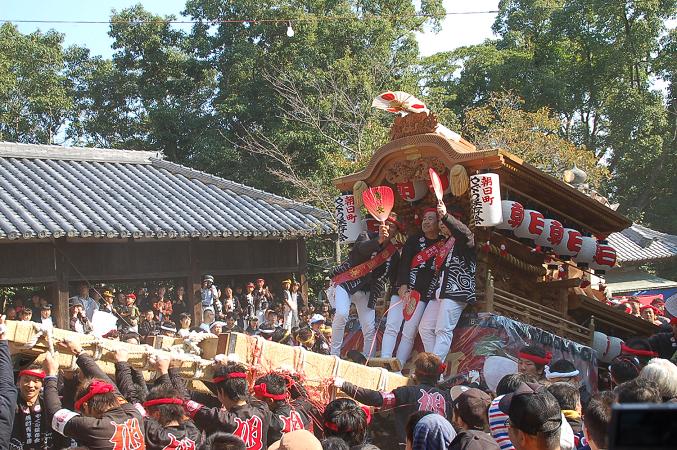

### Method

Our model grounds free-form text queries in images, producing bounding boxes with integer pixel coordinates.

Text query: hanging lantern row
[494,200,617,273]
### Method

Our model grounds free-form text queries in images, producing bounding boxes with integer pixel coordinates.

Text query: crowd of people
[605,295,671,326]
[1,310,676,450]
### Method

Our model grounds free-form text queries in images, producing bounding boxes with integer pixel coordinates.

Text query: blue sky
[2,0,500,57]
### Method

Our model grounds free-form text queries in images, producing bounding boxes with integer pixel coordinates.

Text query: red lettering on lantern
[566,230,583,253]
[594,245,616,267]
[508,203,524,228]
[528,212,545,236]
[548,220,564,246]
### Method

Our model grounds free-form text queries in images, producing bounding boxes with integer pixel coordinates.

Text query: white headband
[544,365,580,380]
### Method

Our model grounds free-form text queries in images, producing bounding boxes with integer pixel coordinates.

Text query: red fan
[429,168,444,202]
[403,290,421,321]
[362,186,394,223]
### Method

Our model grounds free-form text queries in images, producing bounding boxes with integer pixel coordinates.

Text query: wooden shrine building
[0,142,333,327]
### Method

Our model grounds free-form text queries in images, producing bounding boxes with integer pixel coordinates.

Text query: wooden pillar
[51,239,70,329]
[297,239,309,308]
[187,239,202,325]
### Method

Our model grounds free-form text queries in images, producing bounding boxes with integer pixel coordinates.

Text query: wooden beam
[51,239,70,329]
[535,278,582,290]
[188,239,201,325]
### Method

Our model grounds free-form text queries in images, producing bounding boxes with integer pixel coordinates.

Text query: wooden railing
[483,279,593,345]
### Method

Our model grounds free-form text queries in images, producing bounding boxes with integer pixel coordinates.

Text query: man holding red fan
[328,215,399,358]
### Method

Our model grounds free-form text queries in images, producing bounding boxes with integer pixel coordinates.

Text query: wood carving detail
[390,112,439,140]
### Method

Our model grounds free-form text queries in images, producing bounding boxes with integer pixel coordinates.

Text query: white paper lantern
[496,200,525,230]
[396,180,428,202]
[592,331,623,363]
[590,243,617,272]
[469,173,502,227]
[554,228,583,256]
[335,194,362,244]
[513,210,545,240]
[535,219,564,248]
[574,236,598,265]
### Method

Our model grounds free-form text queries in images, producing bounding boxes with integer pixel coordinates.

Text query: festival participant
[42,341,146,450]
[581,394,613,450]
[639,304,662,326]
[410,413,456,450]
[418,202,476,364]
[498,383,563,450]
[335,352,453,444]
[322,398,372,449]
[546,383,582,434]
[296,327,318,352]
[619,337,658,367]
[614,377,661,404]
[545,360,579,384]
[1,315,18,450]
[328,216,395,358]
[182,362,272,450]
[517,345,551,382]
[608,355,640,388]
[449,388,499,450]
[252,373,310,444]
[648,317,677,359]
[383,208,445,367]
[637,358,677,401]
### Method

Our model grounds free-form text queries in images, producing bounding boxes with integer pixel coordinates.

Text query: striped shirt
[489,395,514,450]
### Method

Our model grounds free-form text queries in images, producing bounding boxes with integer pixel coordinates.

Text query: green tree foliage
[0,24,79,143]
[422,0,676,232]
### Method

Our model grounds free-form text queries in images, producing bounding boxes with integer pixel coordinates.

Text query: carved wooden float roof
[334,132,630,236]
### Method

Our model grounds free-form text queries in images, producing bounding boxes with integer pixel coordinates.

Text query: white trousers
[418,298,466,363]
[330,286,376,357]
[381,295,426,367]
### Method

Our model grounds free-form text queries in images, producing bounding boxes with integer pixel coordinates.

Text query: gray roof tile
[0,142,333,240]
[608,223,677,264]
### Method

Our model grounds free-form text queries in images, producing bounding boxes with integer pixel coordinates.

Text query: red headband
[253,383,288,401]
[212,372,248,384]
[620,343,658,358]
[324,406,371,432]
[74,380,115,411]
[415,363,447,378]
[19,369,45,380]
[518,351,552,366]
[423,207,437,216]
[385,217,403,230]
[143,398,185,408]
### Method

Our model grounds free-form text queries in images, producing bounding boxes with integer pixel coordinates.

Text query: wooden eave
[334,133,630,235]
[568,294,658,339]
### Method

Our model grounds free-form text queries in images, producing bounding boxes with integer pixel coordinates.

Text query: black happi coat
[368,248,400,308]
[427,215,476,304]
[397,234,445,303]
[329,232,384,295]
[185,399,271,450]
[341,381,453,444]
[11,396,70,450]
[649,332,677,360]
[44,354,146,450]
[266,401,312,444]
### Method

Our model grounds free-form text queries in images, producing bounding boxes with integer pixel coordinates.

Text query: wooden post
[51,239,70,329]
[187,239,202,325]
[485,270,495,313]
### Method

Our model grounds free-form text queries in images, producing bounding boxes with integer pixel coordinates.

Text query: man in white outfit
[328,219,394,357]
[381,208,444,367]
[418,202,476,364]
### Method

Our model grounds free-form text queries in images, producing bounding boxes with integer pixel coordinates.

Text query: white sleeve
[52,408,80,436]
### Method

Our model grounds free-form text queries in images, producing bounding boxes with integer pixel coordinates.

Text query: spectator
[609,355,640,387]
[639,304,661,325]
[38,303,53,328]
[245,316,260,335]
[411,413,456,450]
[449,388,499,450]
[197,308,216,333]
[648,316,677,359]
[222,287,236,315]
[100,290,116,314]
[139,309,160,338]
[282,280,300,332]
[29,293,42,319]
[252,279,273,315]
[316,277,332,309]
[546,383,582,434]
[545,360,579,384]
[118,293,140,332]
[19,308,32,321]
[224,313,244,333]
[637,358,677,401]
[160,321,178,337]
[498,382,562,450]
[69,282,99,321]
[269,429,322,450]
[614,378,661,404]
[4,306,16,320]
[0,315,19,450]
[581,394,613,450]
[177,312,192,338]
[172,286,189,320]
[211,321,225,335]
[489,373,537,450]
[199,275,220,311]
[69,299,92,334]
[517,346,551,382]
[322,398,371,449]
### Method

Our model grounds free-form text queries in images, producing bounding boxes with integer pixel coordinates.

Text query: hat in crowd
[324,276,331,282]
[41,304,52,311]
[160,322,177,333]
[256,278,265,283]
[450,385,470,402]
[69,298,84,308]
[246,282,255,288]
[268,429,322,450]
[453,388,492,430]
[203,307,215,313]
[126,293,137,301]
[203,275,214,282]
[258,324,276,337]
[498,382,562,435]
[282,279,292,285]
[310,314,326,325]
[248,316,259,322]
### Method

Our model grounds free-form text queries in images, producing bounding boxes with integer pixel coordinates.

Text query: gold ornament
[353,181,368,209]
[449,164,469,196]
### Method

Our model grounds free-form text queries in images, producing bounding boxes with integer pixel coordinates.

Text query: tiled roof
[0,142,333,240]
[608,223,677,264]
